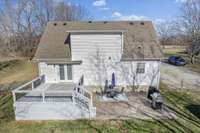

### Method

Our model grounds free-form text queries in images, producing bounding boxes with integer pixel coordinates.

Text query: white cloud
[112,12,148,21]
[175,0,187,3]
[112,11,122,17]
[119,14,148,21]
[93,0,106,7]
[111,11,166,27]
[154,18,166,24]
[100,7,110,11]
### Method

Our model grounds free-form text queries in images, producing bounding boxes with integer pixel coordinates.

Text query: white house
[33,21,163,91]
[12,21,163,120]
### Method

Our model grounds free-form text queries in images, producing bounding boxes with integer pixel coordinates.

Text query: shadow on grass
[186,105,200,119]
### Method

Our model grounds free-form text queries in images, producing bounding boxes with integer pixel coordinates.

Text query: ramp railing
[72,75,96,119]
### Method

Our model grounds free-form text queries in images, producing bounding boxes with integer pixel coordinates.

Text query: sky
[65,0,186,23]
[0,0,186,24]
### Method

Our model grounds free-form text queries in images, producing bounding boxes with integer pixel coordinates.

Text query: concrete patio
[94,92,176,120]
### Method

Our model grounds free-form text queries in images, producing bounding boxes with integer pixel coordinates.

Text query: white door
[58,64,73,82]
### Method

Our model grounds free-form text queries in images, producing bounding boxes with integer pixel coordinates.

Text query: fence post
[181,79,184,89]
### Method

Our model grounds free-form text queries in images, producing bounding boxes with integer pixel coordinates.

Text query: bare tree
[180,0,200,63]
[157,21,175,48]
[0,0,89,58]
[54,2,88,21]
[89,47,109,93]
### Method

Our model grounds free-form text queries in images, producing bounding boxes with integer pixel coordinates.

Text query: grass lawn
[0,60,200,133]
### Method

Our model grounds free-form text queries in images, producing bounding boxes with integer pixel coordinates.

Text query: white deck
[13,82,96,120]
[14,101,92,120]
[15,83,75,102]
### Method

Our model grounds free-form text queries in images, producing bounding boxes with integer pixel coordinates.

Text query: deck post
[89,107,91,120]
[42,91,45,103]
[31,82,34,90]
[12,91,16,103]
[72,92,75,104]
[90,94,93,107]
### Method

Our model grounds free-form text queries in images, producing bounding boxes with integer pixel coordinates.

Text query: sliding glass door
[59,64,72,81]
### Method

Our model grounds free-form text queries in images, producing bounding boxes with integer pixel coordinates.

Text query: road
[161,63,200,90]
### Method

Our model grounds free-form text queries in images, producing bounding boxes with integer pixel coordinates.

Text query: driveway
[161,63,200,90]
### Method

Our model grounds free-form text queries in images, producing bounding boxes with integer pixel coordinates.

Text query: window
[136,63,145,74]
[67,65,72,80]
[59,65,65,80]
[59,64,72,80]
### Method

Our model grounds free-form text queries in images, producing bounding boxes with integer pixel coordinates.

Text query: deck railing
[12,75,45,103]
[72,75,96,118]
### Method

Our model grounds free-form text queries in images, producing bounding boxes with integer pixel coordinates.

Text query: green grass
[0,60,200,133]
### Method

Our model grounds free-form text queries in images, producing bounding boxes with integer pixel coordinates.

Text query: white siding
[116,61,160,87]
[39,63,58,83]
[38,33,160,88]
[71,33,122,86]
[70,33,160,87]
[39,63,74,83]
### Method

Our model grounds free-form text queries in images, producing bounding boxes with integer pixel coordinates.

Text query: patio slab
[94,92,176,120]
[99,94,129,102]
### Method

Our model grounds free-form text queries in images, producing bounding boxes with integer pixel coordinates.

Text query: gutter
[32,58,82,65]
[67,30,127,33]
[120,58,164,62]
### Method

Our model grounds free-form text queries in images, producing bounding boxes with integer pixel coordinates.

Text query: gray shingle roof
[34,21,163,61]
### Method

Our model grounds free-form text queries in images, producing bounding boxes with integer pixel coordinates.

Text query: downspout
[157,60,161,89]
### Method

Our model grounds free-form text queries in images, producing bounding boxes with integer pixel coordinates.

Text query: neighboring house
[33,21,163,91]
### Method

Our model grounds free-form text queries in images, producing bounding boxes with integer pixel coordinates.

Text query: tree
[89,47,109,93]
[157,21,175,48]
[180,0,200,63]
[0,0,89,58]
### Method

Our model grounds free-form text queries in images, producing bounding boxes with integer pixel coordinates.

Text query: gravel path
[161,63,200,90]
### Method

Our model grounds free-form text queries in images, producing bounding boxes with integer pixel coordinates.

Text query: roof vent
[129,22,134,25]
[140,22,145,25]
[63,22,67,26]
[88,21,92,23]
[53,23,57,26]
[103,21,108,24]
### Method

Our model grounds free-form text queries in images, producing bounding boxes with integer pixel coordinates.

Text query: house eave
[67,30,127,33]
[121,58,163,61]
[32,58,82,65]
